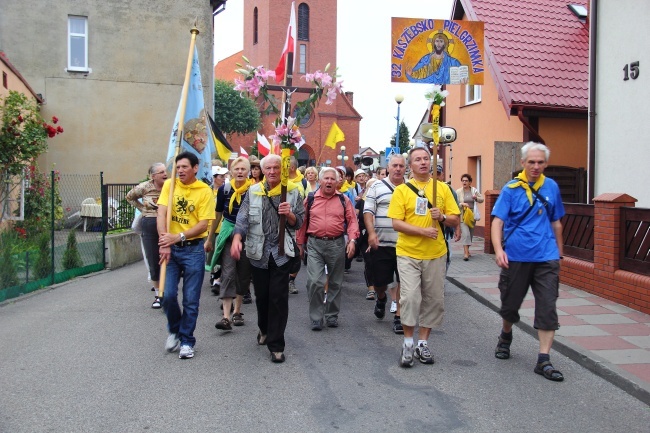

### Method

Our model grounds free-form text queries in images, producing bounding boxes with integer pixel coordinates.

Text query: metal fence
[101,182,139,232]
[0,171,105,302]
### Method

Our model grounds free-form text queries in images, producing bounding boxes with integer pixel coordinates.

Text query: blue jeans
[162,240,205,347]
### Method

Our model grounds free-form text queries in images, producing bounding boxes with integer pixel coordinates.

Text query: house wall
[0,0,214,183]
[539,117,588,168]
[595,0,650,207]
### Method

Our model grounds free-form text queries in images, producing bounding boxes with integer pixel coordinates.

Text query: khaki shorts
[397,255,446,328]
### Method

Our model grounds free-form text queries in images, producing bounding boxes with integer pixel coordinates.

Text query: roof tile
[461,0,589,110]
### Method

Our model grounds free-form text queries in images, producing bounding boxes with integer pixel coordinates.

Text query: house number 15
[623,61,639,81]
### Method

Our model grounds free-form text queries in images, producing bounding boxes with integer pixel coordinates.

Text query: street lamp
[337,145,349,164]
[395,94,404,149]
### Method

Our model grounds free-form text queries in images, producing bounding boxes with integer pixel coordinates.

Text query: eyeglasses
[152,171,166,176]
[462,179,470,182]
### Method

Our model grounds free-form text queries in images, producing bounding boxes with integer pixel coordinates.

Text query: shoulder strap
[405,182,432,209]
[502,186,549,244]
[381,179,394,192]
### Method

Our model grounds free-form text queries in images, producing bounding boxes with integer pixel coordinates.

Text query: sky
[214,0,456,154]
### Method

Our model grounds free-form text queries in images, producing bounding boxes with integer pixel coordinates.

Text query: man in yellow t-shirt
[157,151,215,360]
[387,147,460,368]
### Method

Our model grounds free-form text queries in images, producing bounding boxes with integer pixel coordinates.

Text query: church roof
[453,0,589,114]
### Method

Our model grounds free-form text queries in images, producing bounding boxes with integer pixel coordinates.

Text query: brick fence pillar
[592,193,637,280]
[483,190,501,254]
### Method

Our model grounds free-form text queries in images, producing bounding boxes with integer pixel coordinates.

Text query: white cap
[212,166,228,176]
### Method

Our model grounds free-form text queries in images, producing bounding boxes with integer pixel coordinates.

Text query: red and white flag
[257,132,271,156]
[239,146,249,157]
[274,1,297,83]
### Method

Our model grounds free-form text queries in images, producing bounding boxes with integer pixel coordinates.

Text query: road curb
[447,276,650,406]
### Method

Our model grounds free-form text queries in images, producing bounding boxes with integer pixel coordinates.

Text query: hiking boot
[414,342,434,364]
[179,345,194,359]
[326,317,339,328]
[311,319,323,331]
[399,343,415,368]
[288,280,298,294]
[165,333,180,353]
[392,317,404,334]
[374,296,387,319]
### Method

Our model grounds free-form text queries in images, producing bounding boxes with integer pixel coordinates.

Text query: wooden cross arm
[266,84,318,94]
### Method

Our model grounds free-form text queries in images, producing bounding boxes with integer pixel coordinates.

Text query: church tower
[236,0,361,166]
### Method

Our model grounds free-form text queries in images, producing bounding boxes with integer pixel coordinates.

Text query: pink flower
[255,66,275,82]
[325,87,337,105]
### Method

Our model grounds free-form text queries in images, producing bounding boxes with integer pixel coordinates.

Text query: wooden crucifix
[265,52,318,255]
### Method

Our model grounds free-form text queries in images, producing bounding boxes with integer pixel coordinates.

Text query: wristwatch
[179,232,186,242]
[350,239,357,244]
[441,214,447,223]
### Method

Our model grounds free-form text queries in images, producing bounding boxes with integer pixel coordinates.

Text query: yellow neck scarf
[254,181,300,197]
[508,171,545,205]
[341,180,355,193]
[290,171,304,183]
[229,178,252,213]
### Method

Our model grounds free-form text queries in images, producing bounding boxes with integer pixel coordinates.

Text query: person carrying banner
[387,147,460,367]
[157,151,215,360]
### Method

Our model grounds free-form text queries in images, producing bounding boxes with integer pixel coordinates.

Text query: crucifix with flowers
[234,18,343,254]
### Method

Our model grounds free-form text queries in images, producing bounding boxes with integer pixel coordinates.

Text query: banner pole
[159,26,200,297]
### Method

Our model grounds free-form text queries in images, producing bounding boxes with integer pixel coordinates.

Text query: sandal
[365,291,376,300]
[232,313,244,326]
[151,297,162,309]
[215,317,232,331]
[257,331,267,345]
[494,336,511,359]
[534,361,564,382]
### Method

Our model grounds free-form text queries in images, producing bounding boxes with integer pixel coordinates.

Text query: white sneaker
[179,345,194,359]
[390,300,397,314]
[165,333,180,352]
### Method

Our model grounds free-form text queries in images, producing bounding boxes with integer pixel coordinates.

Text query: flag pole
[277,50,293,255]
[159,26,200,297]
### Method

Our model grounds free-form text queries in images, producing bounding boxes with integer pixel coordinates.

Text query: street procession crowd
[126,140,566,382]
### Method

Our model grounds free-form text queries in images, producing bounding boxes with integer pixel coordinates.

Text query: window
[299,44,306,74]
[298,3,309,41]
[68,16,88,71]
[465,85,481,105]
[2,72,7,89]
[253,7,258,45]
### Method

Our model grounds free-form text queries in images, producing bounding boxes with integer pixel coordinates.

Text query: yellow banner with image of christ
[391,18,484,85]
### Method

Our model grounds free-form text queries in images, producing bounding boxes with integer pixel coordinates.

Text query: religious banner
[391,18,484,85]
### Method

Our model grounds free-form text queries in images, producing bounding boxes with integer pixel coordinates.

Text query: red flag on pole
[274,1,297,83]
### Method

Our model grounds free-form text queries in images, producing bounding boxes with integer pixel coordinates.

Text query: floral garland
[234,56,343,150]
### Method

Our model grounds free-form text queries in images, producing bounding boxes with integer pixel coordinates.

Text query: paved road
[1,259,649,432]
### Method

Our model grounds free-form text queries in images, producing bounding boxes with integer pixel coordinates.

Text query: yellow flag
[324,122,345,149]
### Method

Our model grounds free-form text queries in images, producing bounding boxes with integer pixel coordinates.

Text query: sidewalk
[446,238,650,405]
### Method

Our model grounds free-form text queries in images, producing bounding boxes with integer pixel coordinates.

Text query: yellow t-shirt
[158,178,215,239]
[387,179,460,260]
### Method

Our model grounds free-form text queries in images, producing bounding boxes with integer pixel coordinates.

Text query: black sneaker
[392,317,404,334]
[311,320,323,331]
[374,297,387,319]
[326,317,339,328]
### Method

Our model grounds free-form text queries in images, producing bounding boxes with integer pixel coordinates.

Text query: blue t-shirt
[491,177,565,262]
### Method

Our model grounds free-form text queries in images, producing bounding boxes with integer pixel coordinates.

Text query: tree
[62,230,82,270]
[34,233,52,279]
[390,121,411,155]
[213,79,260,136]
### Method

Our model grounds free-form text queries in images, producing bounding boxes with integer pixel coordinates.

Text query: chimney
[344,91,354,105]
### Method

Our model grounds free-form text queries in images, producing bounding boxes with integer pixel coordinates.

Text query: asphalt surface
[1,256,649,432]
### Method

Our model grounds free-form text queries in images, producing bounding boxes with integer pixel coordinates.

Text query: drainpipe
[516,106,545,144]
[588,0,597,203]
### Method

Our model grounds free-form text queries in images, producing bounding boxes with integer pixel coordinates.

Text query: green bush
[62,230,82,270]
[34,233,52,279]
[0,236,18,289]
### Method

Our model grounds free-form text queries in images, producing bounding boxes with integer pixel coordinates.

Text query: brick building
[215,0,362,167]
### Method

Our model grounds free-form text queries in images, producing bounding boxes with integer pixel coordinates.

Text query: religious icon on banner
[391,18,484,85]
